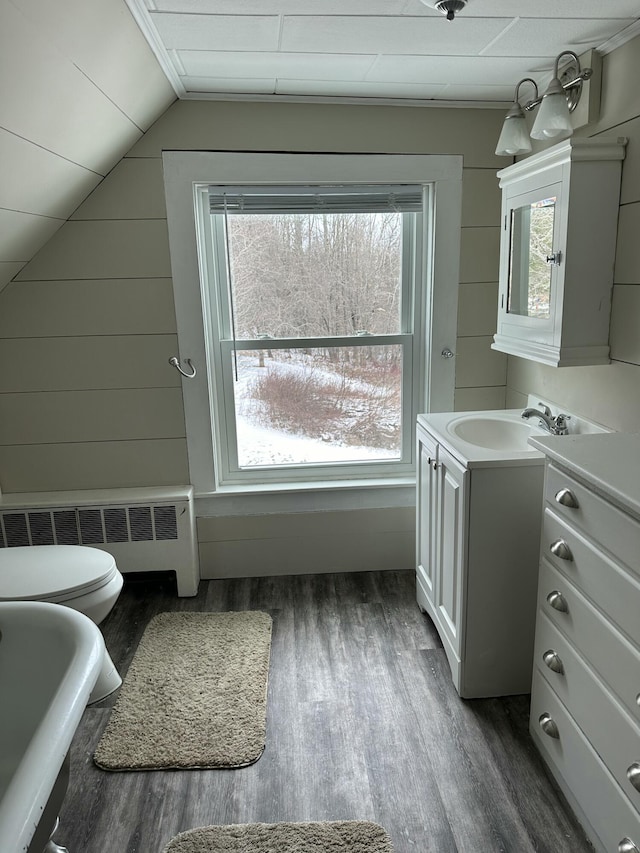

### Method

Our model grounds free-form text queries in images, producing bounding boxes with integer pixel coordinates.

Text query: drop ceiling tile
[275,79,447,99]
[149,12,280,51]
[182,77,277,95]
[452,0,640,17]
[178,50,376,80]
[368,55,550,86]
[484,17,637,57]
[280,16,512,55]
[441,84,517,102]
[155,0,420,13]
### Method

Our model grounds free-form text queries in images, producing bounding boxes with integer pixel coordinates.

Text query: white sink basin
[447,413,546,452]
[0,601,104,853]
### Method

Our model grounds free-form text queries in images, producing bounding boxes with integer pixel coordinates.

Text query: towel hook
[169,356,196,379]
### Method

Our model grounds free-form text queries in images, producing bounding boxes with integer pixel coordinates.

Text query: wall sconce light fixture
[494,78,539,157]
[495,51,593,156]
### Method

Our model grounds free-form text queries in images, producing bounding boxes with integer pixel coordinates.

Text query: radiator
[0,487,199,597]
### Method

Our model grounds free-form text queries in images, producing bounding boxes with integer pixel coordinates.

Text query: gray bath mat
[162,820,394,852]
[94,611,272,771]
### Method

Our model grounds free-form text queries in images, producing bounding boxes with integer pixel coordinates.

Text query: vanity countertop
[417,409,547,468]
[529,432,640,521]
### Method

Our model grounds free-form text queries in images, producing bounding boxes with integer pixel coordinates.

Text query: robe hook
[168,356,196,379]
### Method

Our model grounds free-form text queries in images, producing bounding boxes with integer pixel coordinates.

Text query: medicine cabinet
[492,137,626,367]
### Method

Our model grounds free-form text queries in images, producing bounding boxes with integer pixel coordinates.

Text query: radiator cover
[0,489,199,597]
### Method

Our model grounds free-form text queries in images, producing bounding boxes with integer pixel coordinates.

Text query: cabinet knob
[627,763,640,793]
[619,839,640,853]
[538,713,560,739]
[543,650,565,675]
[555,488,579,509]
[550,539,573,561]
[546,590,569,613]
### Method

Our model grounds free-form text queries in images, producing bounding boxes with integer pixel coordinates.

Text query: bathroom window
[163,153,462,498]
[201,186,421,485]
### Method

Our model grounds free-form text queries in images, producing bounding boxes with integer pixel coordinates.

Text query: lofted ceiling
[127,0,640,105]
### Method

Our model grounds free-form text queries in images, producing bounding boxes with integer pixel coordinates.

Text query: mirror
[507,196,556,319]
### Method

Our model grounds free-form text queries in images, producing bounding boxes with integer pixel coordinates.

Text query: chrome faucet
[522,404,571,435]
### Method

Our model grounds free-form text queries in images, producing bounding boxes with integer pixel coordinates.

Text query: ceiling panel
[179,51,376,81]
[183,77,278,95]
[280,16,512,55]
[125,0,640,104]
[442,0,640,17]
[275,79,448,99]
[155,0,420,13]
[367,55,550,86]
[150,12,280,52]
[484,17,637,57]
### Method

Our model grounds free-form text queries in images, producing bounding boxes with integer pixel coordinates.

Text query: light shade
[530,77,573,140]
[495,109,532,156]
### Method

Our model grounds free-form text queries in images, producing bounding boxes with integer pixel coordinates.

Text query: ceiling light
[495,78,539,157]
[420,0,468,22]
[496,51,593,156]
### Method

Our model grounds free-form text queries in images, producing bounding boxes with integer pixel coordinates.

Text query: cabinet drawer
[531,671,640,853]
[542,508,640,647]
[534,612,640,805]
[537,559,640,726]
[545,463,640,576]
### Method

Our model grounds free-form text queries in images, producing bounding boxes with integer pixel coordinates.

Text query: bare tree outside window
[224,212,406,467]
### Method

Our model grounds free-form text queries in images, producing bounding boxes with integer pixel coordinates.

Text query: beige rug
[162,821,394,852]
[94,611,272,771]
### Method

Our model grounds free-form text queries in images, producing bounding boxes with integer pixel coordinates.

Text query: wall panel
[0,388,185,445]
[0,279,176,338]
[0,335,179,393]
[0,439,188,493]
[16,220,171,282]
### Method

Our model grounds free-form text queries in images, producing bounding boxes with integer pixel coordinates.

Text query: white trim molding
[162,151,462,501]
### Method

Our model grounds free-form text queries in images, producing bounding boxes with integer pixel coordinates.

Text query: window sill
[195,478,416,517]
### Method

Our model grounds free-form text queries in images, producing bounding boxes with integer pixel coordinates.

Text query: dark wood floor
[57,570,593,853]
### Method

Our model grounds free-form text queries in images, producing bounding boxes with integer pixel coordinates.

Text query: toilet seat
[0,545,119,604]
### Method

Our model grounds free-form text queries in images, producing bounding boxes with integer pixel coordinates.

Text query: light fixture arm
[511,78,539,113]
[523,51,592,113]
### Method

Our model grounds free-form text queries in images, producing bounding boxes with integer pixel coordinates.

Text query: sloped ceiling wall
[0,0,176,293]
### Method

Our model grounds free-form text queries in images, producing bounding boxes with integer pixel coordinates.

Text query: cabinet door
[434,446,468,656]
[416,428,438,605]
[496,181,563,347]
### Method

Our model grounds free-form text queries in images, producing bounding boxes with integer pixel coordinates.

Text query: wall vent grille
[0,504,178,549]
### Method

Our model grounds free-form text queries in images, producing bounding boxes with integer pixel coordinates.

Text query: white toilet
[0,544,124,703]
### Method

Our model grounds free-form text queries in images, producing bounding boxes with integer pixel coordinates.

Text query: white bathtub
[0,601,104,852]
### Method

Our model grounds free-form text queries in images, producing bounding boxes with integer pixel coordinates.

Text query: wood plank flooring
[57,570,594,853]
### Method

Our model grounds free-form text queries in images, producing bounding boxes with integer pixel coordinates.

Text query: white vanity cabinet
[416,415,544,698]
[529,433,640,853]
[492,137,626,367]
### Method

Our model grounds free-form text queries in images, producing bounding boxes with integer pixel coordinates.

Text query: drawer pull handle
[543,650,565,674]
[619,839,640,853]
[550,539,573,561]
[555,488,579,509]
[546,590,568,613]
[627,763,640,792]
[538,713,560,739]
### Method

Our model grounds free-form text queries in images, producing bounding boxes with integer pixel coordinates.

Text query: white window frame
[163,152,462,502]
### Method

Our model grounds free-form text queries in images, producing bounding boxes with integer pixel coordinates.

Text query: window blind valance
[207,184,424,215]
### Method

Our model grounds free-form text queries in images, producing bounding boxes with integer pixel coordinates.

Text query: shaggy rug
[93,610,272,771]
[162,821,394,852]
